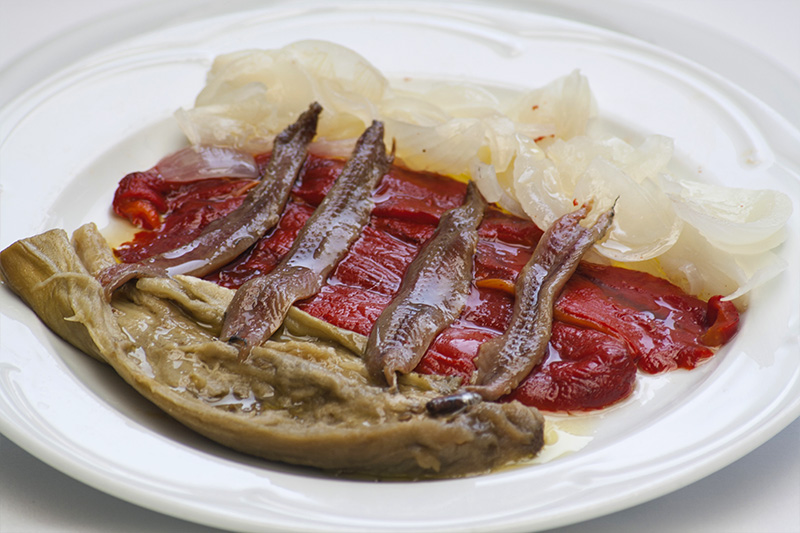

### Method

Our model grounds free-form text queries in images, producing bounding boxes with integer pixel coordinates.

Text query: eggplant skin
[0,224,544,478]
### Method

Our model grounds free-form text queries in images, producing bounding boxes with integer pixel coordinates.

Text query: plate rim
[1,2,799,532]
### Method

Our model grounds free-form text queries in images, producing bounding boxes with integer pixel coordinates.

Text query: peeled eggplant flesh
[0,224,544,478]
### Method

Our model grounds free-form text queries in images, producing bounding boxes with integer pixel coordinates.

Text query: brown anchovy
[364,182,487,389]
[221,120,392,359]
[467,202,615,401]
[97,102,322,299]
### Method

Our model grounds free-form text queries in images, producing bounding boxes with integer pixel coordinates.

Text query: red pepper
[112,171,169,230]
[505,322,637,412]
[701,295,740,346]
[111,152,740,412]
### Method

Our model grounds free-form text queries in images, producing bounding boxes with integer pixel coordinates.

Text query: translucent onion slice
[471,159,503,203]
[623,135,674,183]
[177,40,388,152]
[573,159,683,262]
[484,116,554,174]
[661,175,793,254]
[514,151,572,230]
[396,81,504,117]
[505,69,595,140]
[379,95,452,127]
[385,117,485,176]
[155,145,259,181]
[544,135,674,187]
[176,41,590,180]
[471,157,526,217]
[654,224,787,303]
[173,40,792,301]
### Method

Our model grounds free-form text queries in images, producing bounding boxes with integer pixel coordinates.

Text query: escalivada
[106,107,739,414]
[0,45,756,477]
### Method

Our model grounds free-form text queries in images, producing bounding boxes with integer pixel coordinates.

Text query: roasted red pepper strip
[112,170,169,230]
[554,263,736,373]
[701,295,740,346]
[115,177,259,264]
[505,322,637,411]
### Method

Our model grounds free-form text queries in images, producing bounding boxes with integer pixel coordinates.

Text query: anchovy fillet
[221,121,392,358]
[364,182,487,388]
[97,102,322,298]
[467,202,615,401]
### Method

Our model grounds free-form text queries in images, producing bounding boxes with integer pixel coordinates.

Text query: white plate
[1,2,799,532]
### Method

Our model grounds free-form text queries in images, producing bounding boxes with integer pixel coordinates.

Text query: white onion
[155,145,258,181]
[505,69,595,141]
[178,40,388,152]
[385,117,485,177]
[545,135,673,186]
[514,139,571,228]
[661,175,792,253]
[174,40,793,301]
[653,224,788,304]
[574,158,682,262]
[379,95,452,127]
[470,159,503,203]
[176,40,589,178]
[396,81,504,117]
[514,137,684,262]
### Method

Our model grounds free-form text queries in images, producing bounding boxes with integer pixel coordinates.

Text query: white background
[0,1,798,532]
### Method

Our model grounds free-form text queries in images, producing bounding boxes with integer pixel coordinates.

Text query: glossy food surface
[112,151,737,412]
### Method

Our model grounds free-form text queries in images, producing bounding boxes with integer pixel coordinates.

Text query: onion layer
[156,145,259,181]
[174,40,793,302]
